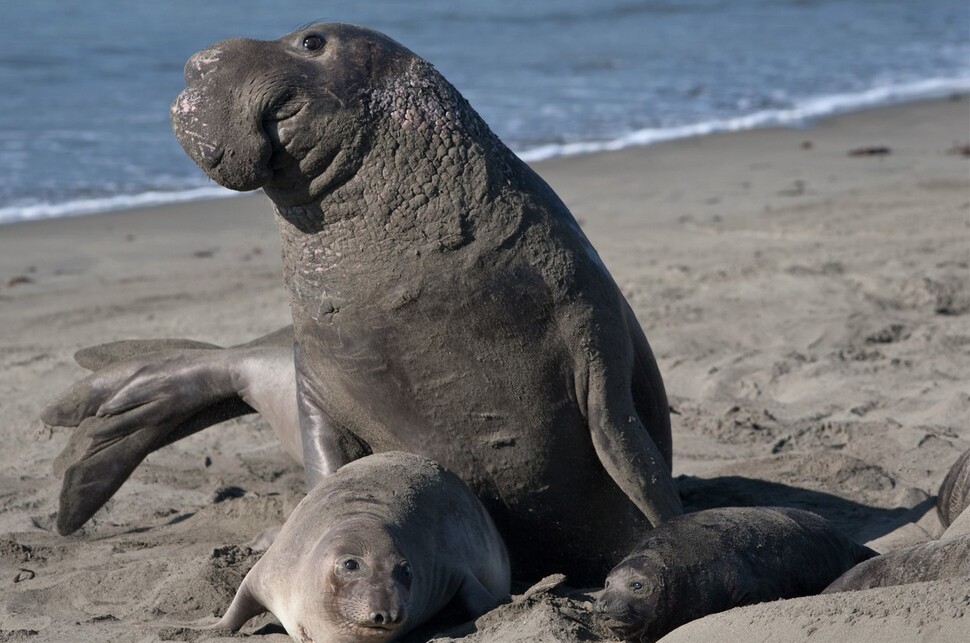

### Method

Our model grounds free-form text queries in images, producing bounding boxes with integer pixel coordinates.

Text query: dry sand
[1,97,968,642]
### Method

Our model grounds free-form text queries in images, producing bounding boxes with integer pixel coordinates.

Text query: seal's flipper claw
[74,338,222,371]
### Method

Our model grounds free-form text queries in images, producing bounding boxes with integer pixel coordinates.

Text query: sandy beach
[1,96,968,641]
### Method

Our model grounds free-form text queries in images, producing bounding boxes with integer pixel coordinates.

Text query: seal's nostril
[369,611,386,625]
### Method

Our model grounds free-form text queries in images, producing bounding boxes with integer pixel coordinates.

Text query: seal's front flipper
[586,361,682,528]
[209,576,268,632]
[453,571,504,619]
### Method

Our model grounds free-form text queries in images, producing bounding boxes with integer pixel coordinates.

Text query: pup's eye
[400,562,412,579]
[341,558,359,571]
[302,34,325,51]
[630,581,643,591]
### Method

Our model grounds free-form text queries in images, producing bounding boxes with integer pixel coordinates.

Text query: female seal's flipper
[209,575,268,632]
[42,329,300,534]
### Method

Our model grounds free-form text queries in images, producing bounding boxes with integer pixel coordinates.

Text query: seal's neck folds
[274,59,527,276]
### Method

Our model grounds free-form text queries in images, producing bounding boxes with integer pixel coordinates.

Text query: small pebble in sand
[848,146,891,156]
[212,486,246,503]
[4,275,33,288]
[945,142,970,157]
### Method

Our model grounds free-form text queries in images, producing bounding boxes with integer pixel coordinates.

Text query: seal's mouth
[265,100,308,124]
[594,603,645,639]
[262,101,309,164]
[350,618,409,639]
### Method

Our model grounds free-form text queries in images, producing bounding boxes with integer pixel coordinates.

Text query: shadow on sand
[677,474,931,542]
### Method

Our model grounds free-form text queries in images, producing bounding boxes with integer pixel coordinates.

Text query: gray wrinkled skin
[211,452,510,643]
[594,507,876,643]
[937,448,970,527]
[822,534,969,594]
[823,451,970,595]
[167,22,681,584]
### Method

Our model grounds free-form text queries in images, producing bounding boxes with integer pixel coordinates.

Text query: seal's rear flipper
[57,418,154,535]
[45,329,297,534]
[55,397,252,535]
[74,339,222,371]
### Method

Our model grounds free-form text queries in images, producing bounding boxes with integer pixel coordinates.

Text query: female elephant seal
[212,452,510,642]
[823,449,970,593]
[45,22,681,584]
[822,532,968,594]
[594,507,876,642]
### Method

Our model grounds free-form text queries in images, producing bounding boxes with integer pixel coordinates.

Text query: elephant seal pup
[46,22,682,585]
[937,448,969,527]
[594,507,876,642]
[211,451,510,642]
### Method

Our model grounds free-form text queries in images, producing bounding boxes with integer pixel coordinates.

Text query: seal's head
[170,23,417,206]
[283,522,414,642]
[595,557,664,642]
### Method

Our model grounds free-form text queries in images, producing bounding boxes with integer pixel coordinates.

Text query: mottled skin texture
[594,507,876,643]
[937,448,970,527]
[212,452,510,642]
[42,23,681,584]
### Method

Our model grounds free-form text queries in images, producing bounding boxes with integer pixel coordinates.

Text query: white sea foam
[0,186,237,225]
[1,78,967,226]
[518,78,970,162]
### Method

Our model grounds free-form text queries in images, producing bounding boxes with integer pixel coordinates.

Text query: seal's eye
[302,34,325,51]
[400,562,412,579]
[630,581,643,591]
[341,558,359,571]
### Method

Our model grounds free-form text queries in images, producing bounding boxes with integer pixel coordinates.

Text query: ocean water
[1,0,967,224]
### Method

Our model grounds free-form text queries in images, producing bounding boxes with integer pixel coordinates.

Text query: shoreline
[0,94,967,641]
[2,91,967,227]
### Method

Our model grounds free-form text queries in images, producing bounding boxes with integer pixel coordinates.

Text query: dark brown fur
[595,507,875,642]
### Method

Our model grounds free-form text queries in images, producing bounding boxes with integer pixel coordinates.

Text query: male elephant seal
[42,22,681,584]
[937,448,969,528]
[212,452,509,642]
[594,507,876,642]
